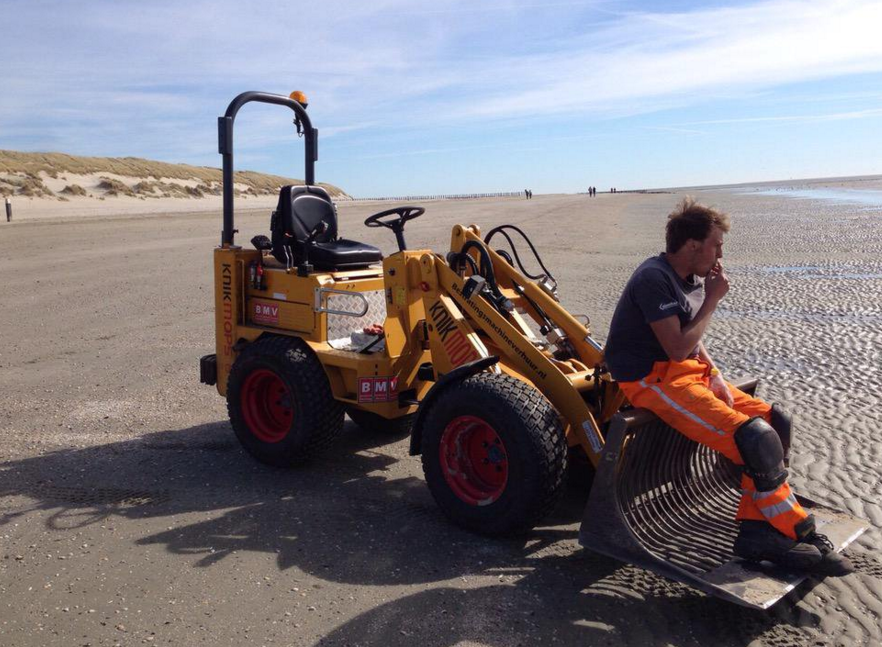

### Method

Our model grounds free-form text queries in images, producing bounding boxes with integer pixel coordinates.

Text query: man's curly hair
[666,197,730,253]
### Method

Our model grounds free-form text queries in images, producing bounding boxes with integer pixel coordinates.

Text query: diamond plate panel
[326,289,387,342]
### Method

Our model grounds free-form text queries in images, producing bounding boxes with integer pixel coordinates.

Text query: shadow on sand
[0,420,821,646]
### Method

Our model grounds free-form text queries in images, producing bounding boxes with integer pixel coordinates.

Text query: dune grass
[0,150,347,198]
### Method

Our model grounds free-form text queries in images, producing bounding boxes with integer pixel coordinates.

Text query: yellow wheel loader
[200,91,866,609]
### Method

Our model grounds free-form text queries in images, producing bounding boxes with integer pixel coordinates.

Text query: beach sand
[0,187,880,646]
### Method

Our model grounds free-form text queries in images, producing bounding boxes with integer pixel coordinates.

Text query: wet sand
[1,188,880,646]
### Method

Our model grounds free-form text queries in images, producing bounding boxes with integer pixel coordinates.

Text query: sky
[1,0,881,196]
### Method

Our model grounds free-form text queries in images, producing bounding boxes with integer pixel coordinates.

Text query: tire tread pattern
[420,372,567,535]
[227,335,344,465]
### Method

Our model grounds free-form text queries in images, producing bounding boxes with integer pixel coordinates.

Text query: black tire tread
[227,335,344,465]
[420,372,567,535]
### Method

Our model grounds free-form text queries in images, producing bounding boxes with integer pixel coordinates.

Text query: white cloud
[2,0,881,164]
[678,107,882,126]
[455,0,882,119]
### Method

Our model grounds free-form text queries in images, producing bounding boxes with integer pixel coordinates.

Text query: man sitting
[603,197,852,576]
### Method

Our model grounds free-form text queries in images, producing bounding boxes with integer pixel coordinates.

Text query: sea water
[743,187,882,207]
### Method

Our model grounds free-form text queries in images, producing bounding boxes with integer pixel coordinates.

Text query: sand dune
[0,149,347,220]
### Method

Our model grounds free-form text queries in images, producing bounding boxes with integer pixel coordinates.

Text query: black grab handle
[218,91,318,246]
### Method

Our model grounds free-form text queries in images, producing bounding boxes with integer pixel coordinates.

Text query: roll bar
[217,91,318,246]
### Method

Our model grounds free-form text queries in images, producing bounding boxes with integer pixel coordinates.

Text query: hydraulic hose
[448,250,481,277]
[461,240,499,290]
[513,279,552,327]
[484,225,557,288]
[458,240,511,315]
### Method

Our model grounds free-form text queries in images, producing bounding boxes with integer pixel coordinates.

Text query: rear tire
[420,373,567,536]
[227,336,343,466]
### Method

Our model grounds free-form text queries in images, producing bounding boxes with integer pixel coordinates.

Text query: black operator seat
[270,185,383,271]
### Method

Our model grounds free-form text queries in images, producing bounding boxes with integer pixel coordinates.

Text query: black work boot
[733,520,822,571]
[794,517,855,577]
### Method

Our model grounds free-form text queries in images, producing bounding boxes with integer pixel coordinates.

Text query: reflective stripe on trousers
[618,358,809,540]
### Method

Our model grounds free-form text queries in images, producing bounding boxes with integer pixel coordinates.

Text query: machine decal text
[450,283,547,379]
[428,300,480,367]
[252,302,280,325]
[582,420,603,455]
[221,263,233,356]
[358,376,399,403]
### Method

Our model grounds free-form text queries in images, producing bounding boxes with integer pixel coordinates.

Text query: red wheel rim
[241,369,294,443]
[439,415,508,506]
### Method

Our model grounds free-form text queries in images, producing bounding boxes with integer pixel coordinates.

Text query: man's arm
[649,299,719,361]
[698,341,734,406]
[697,341,715,368]
[648,262,729,361]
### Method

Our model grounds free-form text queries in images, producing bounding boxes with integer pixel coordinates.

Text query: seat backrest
[271,185,338,265]
[277,185,338,241]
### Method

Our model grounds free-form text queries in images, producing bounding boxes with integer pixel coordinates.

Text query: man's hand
[705,262,729,304]
[709,373,734,407]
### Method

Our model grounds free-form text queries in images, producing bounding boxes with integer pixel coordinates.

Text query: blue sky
[2,0,881,196]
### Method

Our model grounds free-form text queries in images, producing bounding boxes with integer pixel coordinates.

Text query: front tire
[227,336,343,466]
[420,373,567,536]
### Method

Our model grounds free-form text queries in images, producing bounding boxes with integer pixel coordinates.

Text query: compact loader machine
[201,91,866,610]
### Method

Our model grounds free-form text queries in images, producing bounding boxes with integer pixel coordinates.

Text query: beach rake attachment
[579,378,868,609]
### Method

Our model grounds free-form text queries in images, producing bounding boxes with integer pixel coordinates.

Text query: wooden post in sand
[5,198,10,222]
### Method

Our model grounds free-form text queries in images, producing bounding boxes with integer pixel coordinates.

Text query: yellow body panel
[212,222,617,459]
[212,246,422,419]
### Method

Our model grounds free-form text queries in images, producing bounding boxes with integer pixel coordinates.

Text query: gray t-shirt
[604,254,705,382]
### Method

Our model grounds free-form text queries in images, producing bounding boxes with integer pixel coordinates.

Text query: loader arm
[454,226,626,422]
[414,249,606,466]
[455,226,602,362]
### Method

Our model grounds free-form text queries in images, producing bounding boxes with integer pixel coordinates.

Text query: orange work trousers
[618,358,808,540]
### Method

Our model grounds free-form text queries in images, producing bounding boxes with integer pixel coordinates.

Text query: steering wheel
[363,205,425,251]
[364,206,425,229]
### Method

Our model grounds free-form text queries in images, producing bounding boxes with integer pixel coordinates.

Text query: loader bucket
[579,378,868,610]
